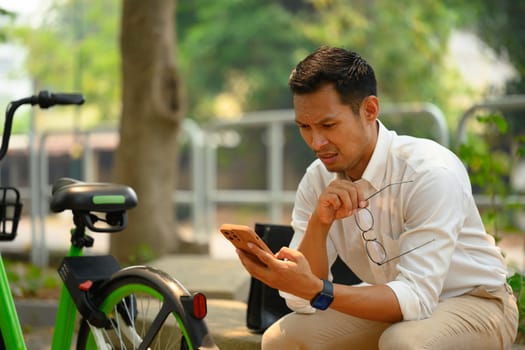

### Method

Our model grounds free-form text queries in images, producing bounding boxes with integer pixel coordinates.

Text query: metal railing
[201,104,449,235]
[455,95,525,210]
[17,103,448,266]
[456,95,525,146]
[28,120,208,266]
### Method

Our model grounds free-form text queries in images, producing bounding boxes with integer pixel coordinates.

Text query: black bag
[246,223,294,333]
[246,223,362,333]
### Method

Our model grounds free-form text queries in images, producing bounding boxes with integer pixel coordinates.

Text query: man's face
[293,83,378,180]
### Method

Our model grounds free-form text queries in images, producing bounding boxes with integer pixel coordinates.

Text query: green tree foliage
[13,0,475,125]
[15,0,120,122]
[177,0,313,121]
[466,1,525,93]
[453,1,525,91]
[451,0,525,178]
[298,0,457,105]
[177,0,469,124]
[463,1,525,138]
[0,8,16,42]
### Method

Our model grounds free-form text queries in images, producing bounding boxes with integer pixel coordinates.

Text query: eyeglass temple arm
[365,180,415,201]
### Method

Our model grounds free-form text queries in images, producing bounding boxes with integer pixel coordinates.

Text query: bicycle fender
[104,265,218,349]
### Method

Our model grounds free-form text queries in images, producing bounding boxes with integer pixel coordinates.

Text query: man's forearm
[298,212,332,278]
[332,284,403,323]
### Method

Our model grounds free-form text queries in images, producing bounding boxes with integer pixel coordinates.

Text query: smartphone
[219,223,273,264]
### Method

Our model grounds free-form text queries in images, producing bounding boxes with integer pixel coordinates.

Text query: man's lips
[317,152,338,164]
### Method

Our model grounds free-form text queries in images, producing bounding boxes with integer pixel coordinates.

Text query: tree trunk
[111,0,182,263]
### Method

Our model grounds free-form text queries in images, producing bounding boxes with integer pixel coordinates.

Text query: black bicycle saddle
[50,177,138,213]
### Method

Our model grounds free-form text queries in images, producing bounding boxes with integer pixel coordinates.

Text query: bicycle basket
[0,187,22,241]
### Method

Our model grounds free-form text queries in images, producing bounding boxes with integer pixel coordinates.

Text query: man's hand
[237,233,404,323]
[315,179,368,225]
[237,243,323,301]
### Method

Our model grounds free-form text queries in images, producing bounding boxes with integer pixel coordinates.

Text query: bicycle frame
[51,239,84,349]
[0,252,26,350]
[0,232,84,350]
[0,91,85,349]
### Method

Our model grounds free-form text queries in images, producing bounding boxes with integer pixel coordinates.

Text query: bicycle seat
[50,177,138,213]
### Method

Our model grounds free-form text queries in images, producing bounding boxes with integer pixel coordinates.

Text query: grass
[4,258,61,299]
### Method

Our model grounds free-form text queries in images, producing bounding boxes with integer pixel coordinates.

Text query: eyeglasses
[355,181,435,266]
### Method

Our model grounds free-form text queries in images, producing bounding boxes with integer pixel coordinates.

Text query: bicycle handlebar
[0,90,85,161]
[31,91,85,108]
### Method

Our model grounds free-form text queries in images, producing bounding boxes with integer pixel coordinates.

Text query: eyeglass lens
[355,207,373,232]
[355,208,388,263]
[354,184,434,265]
[366,240,388,263]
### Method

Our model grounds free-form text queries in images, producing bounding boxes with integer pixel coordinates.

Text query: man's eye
[323,123,335,128]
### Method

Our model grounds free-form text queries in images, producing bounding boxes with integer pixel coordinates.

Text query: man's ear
[361,95,379,121]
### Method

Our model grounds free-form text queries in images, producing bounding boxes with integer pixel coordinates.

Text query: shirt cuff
[279,291,316,314]
[386,280,426,320]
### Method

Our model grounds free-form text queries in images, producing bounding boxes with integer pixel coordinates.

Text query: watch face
[311,292,334,310]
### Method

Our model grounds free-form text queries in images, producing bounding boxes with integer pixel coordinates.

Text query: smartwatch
[310,279,334,310]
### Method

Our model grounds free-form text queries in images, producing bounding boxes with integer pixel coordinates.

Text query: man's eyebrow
[318,113,339,122]
[295,113,339,125]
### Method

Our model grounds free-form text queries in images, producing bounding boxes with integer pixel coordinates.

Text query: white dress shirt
[283,121,508,321]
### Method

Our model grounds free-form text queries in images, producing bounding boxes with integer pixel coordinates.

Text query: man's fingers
[276,246,300,261]
[245,242,278,268]
[237,244,288,285]
[328,180,362,213]
[236,248,267,280]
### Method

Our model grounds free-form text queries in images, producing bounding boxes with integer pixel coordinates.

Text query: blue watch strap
[310,279,334,310]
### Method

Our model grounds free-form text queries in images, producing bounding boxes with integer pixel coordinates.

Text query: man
[236,46,518,349]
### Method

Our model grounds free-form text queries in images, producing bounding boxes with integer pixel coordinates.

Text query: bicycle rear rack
[0,187,22,241]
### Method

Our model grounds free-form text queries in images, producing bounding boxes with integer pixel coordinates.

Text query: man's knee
[262,320,301,350]
[379,322,427,350]
[261,323,284,350]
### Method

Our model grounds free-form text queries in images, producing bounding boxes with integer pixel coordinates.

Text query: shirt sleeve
[386,167,467,320]
[279,291,316,313]
[279,162,337,313]
[288,162,322,247]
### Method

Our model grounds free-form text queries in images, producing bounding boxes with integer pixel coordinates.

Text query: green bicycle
[0,92,218,349]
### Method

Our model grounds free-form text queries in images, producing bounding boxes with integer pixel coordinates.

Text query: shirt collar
[361,120,394,191]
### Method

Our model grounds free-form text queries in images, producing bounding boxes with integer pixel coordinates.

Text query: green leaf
[508,272,523,293]
[476,114,508,133]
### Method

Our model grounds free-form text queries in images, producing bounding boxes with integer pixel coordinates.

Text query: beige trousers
[262,285,518,350]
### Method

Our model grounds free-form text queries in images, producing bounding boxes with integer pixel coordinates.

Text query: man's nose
[311,130,328,149]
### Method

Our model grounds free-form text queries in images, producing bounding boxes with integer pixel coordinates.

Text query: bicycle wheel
[76,265,216,350]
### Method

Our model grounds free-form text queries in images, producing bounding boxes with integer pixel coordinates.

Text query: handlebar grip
[34,90,85,108]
